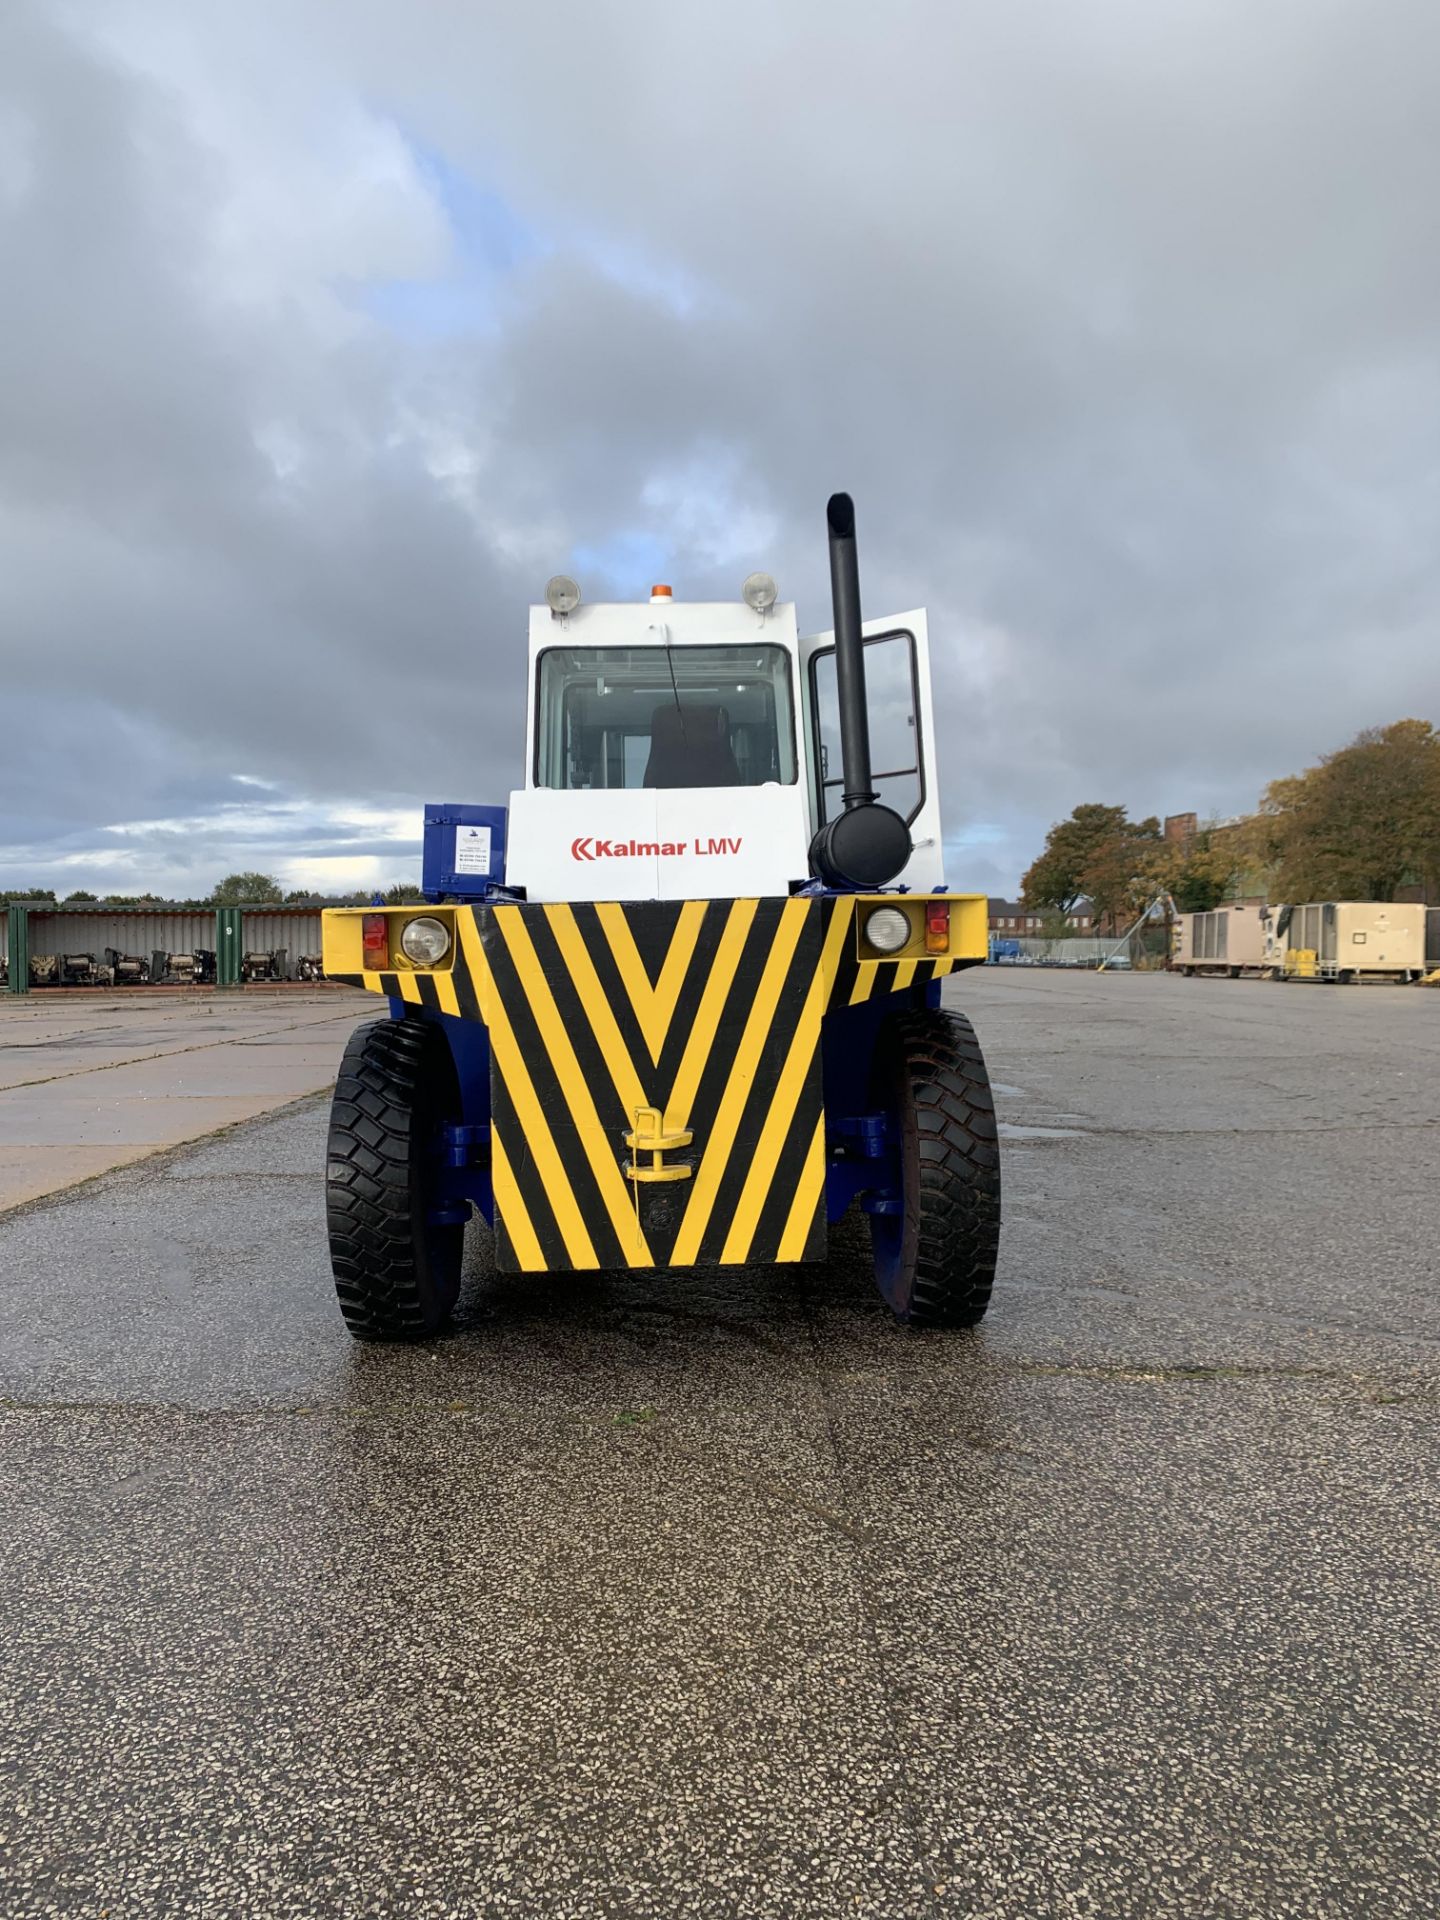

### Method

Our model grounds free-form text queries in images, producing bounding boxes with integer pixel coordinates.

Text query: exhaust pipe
[808,493,913,890]
[827,492,877,810]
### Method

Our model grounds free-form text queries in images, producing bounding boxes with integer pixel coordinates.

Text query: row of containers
[989,902,1440,979]
[1172,902,1440,982]
[1,904,335,993]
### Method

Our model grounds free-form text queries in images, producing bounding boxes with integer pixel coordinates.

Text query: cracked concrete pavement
[0,989,375,1211]
[0,969,1437,1917]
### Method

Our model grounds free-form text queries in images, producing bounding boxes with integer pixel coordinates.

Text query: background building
[988,898,1094,934]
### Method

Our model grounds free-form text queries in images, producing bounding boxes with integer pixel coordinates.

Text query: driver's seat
[643,703,741,788]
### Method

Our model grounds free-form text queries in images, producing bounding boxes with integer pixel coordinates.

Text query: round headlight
[742,571,778,612]
[863,906,911,954]
[399,916,451,966]
[546,574,581,615]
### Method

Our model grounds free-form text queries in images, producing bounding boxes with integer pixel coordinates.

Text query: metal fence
[989,928,1169,969]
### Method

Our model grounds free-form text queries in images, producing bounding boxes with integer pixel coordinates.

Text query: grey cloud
[4,0,1440,900]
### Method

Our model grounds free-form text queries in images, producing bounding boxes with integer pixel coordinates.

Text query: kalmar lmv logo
[570,836,742,861]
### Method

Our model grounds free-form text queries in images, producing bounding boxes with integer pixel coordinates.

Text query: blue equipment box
[422,803,508,898]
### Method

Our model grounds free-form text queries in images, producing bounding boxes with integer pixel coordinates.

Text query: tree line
[1022,719,1440,930]
[0,873,427,909]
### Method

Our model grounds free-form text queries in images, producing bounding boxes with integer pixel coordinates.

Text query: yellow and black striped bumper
[324,894,985,1272]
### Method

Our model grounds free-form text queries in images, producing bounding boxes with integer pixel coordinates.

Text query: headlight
[546,574,581,615]
[863,906,911,953]
[399,917,451,966]
[742,571,777,612]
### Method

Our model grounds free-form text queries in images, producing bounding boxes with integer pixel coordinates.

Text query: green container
[6,904,29,995]
[215,906,243,988]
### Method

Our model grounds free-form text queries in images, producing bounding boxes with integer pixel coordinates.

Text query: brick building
[988,898,1094,934]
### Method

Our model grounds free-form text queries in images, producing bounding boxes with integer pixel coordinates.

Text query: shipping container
[22,908,214,964]
[233,909,326,963]
[7,905,332,991]
[1282,902,1426,982]
[1173,905,1269,976]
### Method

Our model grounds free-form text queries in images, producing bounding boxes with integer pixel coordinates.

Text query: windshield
[535,643,797,790]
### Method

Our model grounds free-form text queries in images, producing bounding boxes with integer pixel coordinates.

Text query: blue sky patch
[571,528,673,596]
[355,134,546,339]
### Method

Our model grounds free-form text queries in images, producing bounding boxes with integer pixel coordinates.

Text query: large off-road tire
[868,1008,1002,1328]
[326,1018,465,1341]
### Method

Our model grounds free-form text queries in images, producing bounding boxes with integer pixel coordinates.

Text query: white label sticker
[453,824,492,875]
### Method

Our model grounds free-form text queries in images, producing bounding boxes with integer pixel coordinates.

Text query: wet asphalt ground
[1,968,1437,1918]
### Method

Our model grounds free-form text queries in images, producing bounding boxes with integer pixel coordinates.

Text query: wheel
[1228,966,1241,980]
[326,1017,465,1340]
[868,1008,1002,1328]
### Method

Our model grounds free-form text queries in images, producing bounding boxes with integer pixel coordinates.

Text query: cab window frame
[532,640,801,792]
[808,627,926,827]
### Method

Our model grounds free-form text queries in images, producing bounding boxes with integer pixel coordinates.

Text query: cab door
[799,608,944,891]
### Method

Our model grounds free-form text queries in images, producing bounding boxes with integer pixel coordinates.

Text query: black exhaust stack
[808,493,913,890]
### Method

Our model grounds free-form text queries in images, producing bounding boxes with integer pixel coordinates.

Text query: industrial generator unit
[60,953,108,987]
[240,948,289,983]
[296,954,327,982]
[105,949,150,986]
[322,495,1001,1340]
[150,950,199,986]
[1281,902,1426,982]
[1173,906,1268,977]
[28,954,59,987]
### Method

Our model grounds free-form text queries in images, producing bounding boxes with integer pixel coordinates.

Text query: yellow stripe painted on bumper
[665,898,759,1135]
[595,899,708,1063]
[671,898,809,1265]
[776,1113,826,1263]
[458,911,597,1270]
[720,961,824,1264]
[496,910,652,1268]
[491,1134,544,1271]
[543,905,649,1120]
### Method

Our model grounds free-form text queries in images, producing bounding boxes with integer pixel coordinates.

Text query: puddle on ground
[997,1122,1084,1141]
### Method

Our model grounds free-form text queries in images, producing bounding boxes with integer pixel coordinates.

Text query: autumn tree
[1167,831,1240,912]
[1075,816,1167,931]
[1023,804,1177,930]
[1021,804,1131,913]
[1262,720,1440,902]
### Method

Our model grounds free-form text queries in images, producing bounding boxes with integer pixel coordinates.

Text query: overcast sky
[3,0,1439,899]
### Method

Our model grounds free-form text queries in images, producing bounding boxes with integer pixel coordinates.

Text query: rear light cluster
[925,901,950,954]
[362,914,389,967]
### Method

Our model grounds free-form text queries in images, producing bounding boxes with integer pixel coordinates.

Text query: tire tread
[885,1008,1001,1328]
[325,1018,459,1340]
